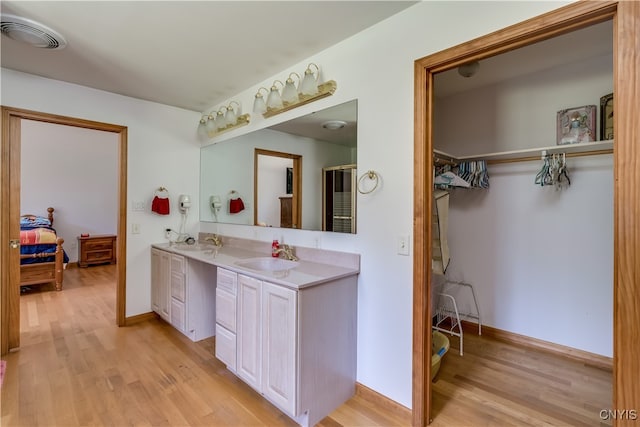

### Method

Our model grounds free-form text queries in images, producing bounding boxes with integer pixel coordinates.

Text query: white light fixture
[322,120,347,130]
[252,62,337,118]
[215,108,227,130]
[458,61,480,78]
[281,72,301,104]
[225,101,240,126]
[197,116,208,139]
[198,101,250,140]
[253,87,269,114]
[300,63,320,96]
[0,14,67,49]
[266,80,284,109]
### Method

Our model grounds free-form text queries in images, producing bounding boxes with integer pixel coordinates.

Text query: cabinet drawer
[217,267,237,294]
[170,298,186,332]
[215,324,236,371]
[216,288,236,332]
[171,254,185,274]
[171,271,186,302]
[85,239,114,251]
[86,250,113,262]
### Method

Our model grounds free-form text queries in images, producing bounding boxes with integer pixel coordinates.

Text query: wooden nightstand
[77,234,117,267]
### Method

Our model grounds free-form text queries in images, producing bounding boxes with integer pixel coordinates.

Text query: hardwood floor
[431,333,612,427]
[1,265,611,426]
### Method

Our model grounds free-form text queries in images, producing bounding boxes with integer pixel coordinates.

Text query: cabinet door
[215,324,236,371]
[237,274,262,391]
[151,248,170,321]
[216,288,236,332]
[262,282,297,415]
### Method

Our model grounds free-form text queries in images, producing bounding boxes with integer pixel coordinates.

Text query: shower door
[322,164,356,233]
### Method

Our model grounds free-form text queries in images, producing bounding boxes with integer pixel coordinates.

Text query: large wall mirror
[200,99,357,233]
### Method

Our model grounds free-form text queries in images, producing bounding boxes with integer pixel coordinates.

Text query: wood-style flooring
[1,264,612,426]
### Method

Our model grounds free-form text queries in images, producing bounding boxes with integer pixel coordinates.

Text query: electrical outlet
[397,235,410,256]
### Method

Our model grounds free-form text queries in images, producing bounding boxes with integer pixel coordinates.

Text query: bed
[20,207,68,291]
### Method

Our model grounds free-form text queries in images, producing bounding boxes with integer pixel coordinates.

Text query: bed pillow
[20,215,52,228]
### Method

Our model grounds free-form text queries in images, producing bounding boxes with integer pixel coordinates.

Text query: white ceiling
[434,20,613,98]
[0,1,417,113]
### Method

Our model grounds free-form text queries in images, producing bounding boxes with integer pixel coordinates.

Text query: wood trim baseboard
[460,320,613,371]
[125,312,156,326]
[356,382,411,421]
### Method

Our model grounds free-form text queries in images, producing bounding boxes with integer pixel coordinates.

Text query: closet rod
[486,148,613,165]
[434,156,457,166]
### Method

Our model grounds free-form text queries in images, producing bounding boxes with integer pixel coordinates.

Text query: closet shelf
[435,139,613,163]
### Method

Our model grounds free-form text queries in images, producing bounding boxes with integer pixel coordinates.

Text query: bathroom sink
[235,257,299,272]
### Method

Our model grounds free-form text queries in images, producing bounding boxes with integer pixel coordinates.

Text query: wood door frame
[1,107,128,354]
[412,1,639,425]
[254,148,302,229]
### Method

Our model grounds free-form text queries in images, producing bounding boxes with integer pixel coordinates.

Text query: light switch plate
[132,200,146,212]
[397,235,410,256]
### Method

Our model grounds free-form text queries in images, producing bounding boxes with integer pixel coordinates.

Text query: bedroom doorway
[1,107,128,354]
[412,2,640,425]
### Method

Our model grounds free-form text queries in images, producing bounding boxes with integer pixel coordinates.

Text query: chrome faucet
[204,234,223,247]
[273,244,298,261]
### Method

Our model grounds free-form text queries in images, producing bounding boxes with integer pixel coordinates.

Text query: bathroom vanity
[150,236,360,427]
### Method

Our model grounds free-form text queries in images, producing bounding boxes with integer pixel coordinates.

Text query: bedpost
[47,207,55,226]
[54,237,64,291]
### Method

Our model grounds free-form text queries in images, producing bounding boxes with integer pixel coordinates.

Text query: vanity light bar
[206,113,251,138]
[262,80,337,118]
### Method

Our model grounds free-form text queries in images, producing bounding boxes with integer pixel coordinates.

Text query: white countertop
[152,242,360,290]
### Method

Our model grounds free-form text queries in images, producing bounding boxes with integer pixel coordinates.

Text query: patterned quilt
[20,227,58,245]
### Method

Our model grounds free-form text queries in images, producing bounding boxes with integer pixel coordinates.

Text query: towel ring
[357,170,379,194]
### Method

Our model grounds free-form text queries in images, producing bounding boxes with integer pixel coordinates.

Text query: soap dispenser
[272,239,280,257]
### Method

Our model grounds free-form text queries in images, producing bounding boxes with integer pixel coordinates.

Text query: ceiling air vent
[0,14,67,49]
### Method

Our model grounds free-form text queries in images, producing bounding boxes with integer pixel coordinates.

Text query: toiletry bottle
[272,239,279,257]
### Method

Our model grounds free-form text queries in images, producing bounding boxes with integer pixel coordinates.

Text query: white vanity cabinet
[216,267,357,427]
[260,280,297,415]
[151,248,170,321]
[237,274,263,390]
[151,247,216,341]
[215,267,238,371]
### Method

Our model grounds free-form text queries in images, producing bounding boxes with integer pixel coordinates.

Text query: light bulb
[266,85,283,109]
[225,107,237,126]
[282,73,300,104]
[300,64,319,96]
[205,113,217,133]
[253,89,267,114]
[197,117,208,138]
[216,110,227,130]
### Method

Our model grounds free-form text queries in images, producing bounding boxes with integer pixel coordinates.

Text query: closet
[431,18,614,358]
[412,2,640,425]
[432,14,613,401]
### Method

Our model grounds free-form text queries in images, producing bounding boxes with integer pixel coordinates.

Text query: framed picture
[600,93,613,141]
[286,167,293,194]
[556,105,596,145]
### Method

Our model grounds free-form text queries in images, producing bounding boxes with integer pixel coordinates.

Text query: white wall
[2,68,201,317]
[256,155,292,228]
[2,0,575,409]
[199,0,573,408]
[21,120,119,263]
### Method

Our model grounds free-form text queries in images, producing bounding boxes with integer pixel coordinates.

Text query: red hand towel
[152,195,170,215]
[229,198,245,214]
